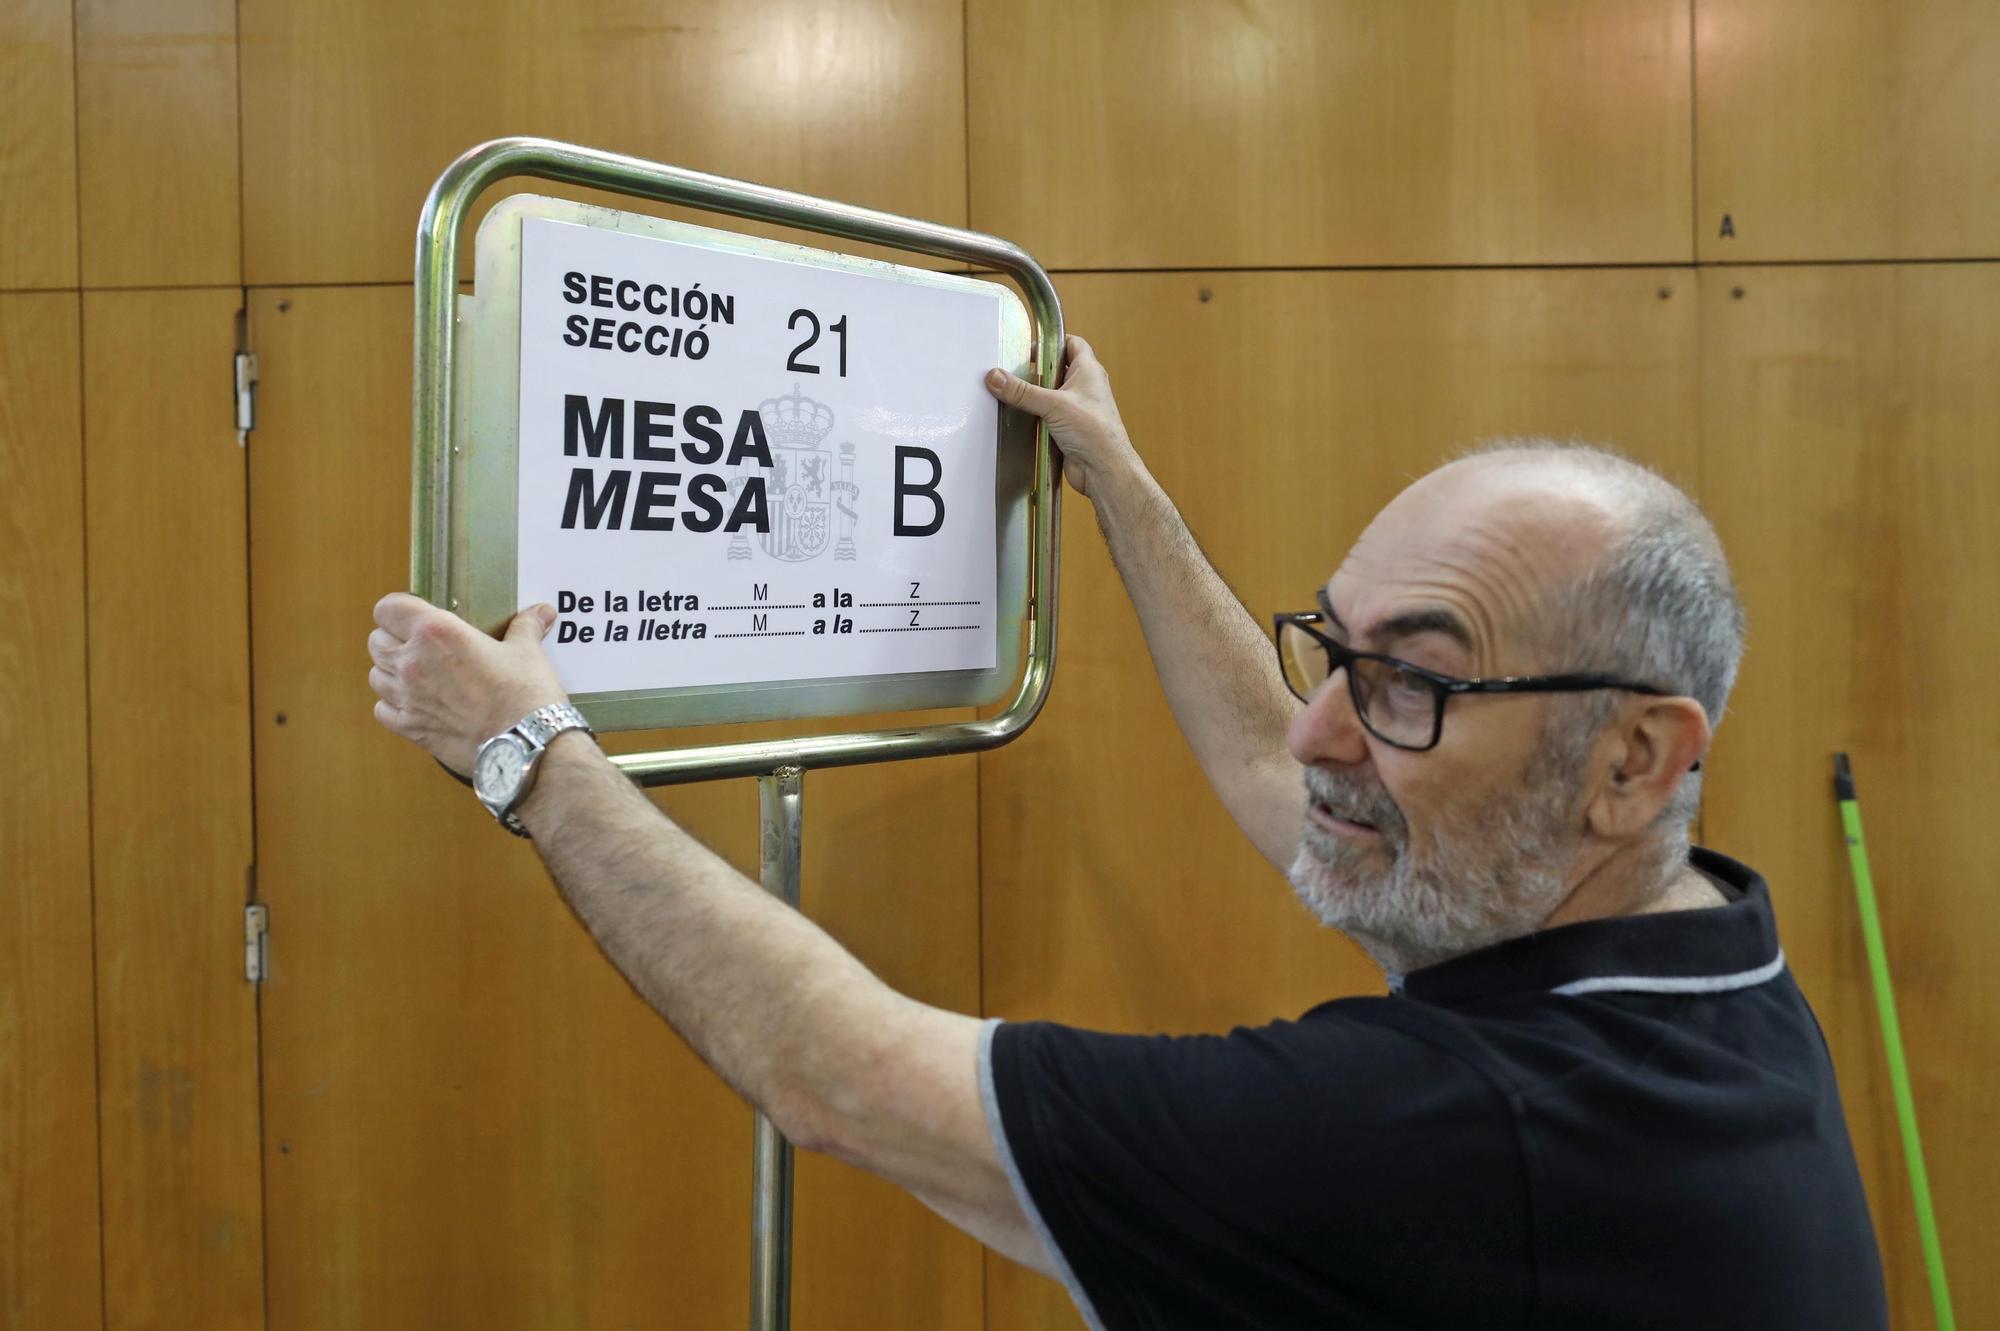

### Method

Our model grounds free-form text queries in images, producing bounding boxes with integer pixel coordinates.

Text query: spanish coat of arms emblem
[728,386,861,563]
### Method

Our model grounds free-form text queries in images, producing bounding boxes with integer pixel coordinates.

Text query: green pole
[1833,753,1954,1331]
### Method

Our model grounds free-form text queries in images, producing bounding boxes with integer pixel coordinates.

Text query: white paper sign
[516,217,1001,695]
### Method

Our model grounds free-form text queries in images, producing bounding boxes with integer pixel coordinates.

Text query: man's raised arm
[986,336,1302,871]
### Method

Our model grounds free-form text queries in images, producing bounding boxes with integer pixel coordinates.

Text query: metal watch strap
[516,702,592,748]
[496,703,593,837]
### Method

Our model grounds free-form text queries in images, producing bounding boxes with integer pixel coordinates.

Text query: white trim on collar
[1549,949,1786,998]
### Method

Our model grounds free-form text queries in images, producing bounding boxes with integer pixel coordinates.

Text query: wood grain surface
[1696,0,2000,261]
[83,287,264,1330]
[0,292,99,1330]
[970,0,1693,269]
[0,0,79,288]
[238,0,970,286]
[75,0,241,286]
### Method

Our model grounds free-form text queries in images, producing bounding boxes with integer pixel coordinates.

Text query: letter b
[893,446,945,537]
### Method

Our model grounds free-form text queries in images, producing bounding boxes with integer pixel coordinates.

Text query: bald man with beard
[369,335,1888,1329]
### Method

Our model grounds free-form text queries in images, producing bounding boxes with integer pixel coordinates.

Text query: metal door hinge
[234,351,259,446]
[244,903,269,982]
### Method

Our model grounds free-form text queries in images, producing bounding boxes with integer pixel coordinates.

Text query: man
[369,336,1887,1328]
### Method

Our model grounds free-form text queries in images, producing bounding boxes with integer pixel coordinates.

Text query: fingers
[368,665,401,708]
[504,603,556,644]
[986,334,1102,412]
[371,698,435,756]
[367,627,401,669]
[372,697,411,738]
[373,591,433,636]
[984,367,1063,417]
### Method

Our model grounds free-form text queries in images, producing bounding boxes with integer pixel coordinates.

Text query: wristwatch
[472,703,593,837]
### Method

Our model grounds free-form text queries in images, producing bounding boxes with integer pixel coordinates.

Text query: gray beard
[1286,750,1582,978]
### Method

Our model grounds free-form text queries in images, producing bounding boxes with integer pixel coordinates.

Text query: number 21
[786,309,848,376]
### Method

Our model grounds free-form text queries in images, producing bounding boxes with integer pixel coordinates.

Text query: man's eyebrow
[1373,609,1475,654]
[1316,590,1473,654]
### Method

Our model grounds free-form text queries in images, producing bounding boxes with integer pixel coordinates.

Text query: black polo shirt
[979,848,1888,1330]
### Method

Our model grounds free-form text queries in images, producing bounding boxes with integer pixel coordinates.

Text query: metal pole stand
[751,767,805,1330]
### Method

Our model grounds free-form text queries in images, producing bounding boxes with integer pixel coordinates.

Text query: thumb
[505,603,557,644]
[985,367,1063,418]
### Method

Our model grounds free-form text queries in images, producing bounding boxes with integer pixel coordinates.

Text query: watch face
[474,734,531,802]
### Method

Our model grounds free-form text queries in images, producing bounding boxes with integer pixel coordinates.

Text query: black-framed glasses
[1272,597,1682,754]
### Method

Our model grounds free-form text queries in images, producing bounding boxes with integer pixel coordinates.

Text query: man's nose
[1286,668,1371,768]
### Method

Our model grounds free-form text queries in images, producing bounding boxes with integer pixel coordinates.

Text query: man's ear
[1584,696,1712,840]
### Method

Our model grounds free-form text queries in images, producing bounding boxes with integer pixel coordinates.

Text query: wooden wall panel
[238,0,968,287]
[980,268,1697,1327]
[75,0,241,287]
[789,740,985,1331]
[1700,264,1999,1329]
[83,288,264,1330]
[1696,0,2000,261]
[0,293,99,1330]
[248,284,981,1330]
[969,0,1693,270]
[0,0,79,289]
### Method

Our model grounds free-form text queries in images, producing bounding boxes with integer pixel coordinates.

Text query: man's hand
[367,593,570,775]
[985,334,1141,501]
